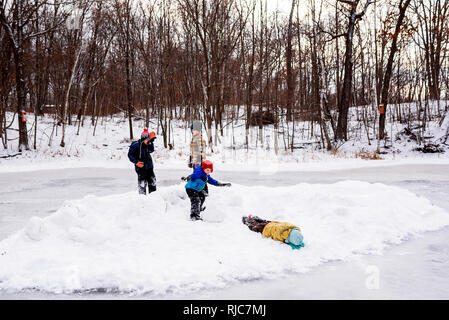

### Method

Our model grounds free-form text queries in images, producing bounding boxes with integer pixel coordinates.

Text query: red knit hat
[141,128,150,139]
[201,160,213,173]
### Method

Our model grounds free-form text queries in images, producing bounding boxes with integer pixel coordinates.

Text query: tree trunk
[379,0,411,139]
[60,43,82,148]
[14,0,29,151]
[125,7,134,140]
[335,0,372,141]
[286,0,296,122]
[335,13,356,141]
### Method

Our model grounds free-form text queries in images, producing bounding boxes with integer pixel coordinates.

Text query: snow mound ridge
[1,181,448,295]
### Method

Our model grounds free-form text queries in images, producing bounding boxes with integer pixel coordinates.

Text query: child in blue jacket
[182,160,231,221]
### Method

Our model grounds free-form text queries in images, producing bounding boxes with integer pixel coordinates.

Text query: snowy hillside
[1,180,448,294]
[1,101,449,173]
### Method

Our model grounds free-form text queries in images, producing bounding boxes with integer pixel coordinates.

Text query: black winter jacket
[128,139,155,170]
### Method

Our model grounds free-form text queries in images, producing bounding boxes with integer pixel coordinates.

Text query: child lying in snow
[181,160,231,221]
[242,215,304,250]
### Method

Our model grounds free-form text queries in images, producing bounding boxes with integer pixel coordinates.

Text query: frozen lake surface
[0,164,448,299]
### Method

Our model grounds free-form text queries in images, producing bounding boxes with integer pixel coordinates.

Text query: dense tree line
[1,0,448,152]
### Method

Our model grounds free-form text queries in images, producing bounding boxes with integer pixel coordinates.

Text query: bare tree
[286,0,296,122]
[335,0,374,141]
[378,0,412,140]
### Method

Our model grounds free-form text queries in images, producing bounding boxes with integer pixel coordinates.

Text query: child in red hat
[182,160,231,221]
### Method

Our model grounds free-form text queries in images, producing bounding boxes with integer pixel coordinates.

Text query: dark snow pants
[186,188,207,220]
[136,168,157,195]
[242,216,271,233]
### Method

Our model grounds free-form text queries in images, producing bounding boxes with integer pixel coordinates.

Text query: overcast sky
[266,0,309,19]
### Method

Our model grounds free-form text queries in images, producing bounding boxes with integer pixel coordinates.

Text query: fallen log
[0,153,22,159]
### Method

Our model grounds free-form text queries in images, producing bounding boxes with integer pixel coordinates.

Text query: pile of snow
[1,181,449,295]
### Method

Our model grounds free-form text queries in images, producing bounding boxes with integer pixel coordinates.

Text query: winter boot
[242,214,260,225]
[190,214,203,221]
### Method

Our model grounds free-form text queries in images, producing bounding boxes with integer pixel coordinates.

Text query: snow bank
[1,181,448,295]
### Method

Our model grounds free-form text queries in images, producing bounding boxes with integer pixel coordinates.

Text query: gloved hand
[136,162,144,168]
[181,176,192,181]
[218,182,231,187]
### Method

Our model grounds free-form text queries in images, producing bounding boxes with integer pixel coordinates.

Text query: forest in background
[1,0,448,154]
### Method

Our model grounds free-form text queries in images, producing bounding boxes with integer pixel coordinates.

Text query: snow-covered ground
[1,101,448,173]
[1,164,449,299]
